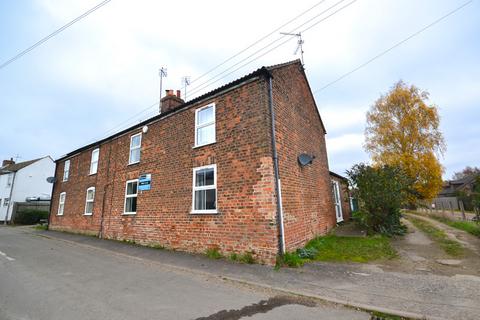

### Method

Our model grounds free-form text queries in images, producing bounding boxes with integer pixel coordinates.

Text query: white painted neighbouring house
[0,157,55,223]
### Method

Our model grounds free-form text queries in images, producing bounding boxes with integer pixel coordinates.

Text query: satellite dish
[298,154,315,167]
[46,177,55,183]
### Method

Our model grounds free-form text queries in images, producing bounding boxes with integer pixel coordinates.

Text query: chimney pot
[160,89,185,114]
[2,159,15,167]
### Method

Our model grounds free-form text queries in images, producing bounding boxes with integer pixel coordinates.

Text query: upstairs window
[6,173,13,186]
[129,133,142,164]
[124,180,138,214]
[3,198,9,207]
[192,165,217,214]
[84,187,95,215]
[58,192,66,215]
[195,104,216,147]
[63,160,70,182]
[89,148,99,175]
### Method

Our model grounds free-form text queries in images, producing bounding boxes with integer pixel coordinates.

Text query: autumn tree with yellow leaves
[365,81,446,203]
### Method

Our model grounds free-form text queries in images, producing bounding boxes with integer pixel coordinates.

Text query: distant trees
[452,166,480,180]
[364,81,445,203]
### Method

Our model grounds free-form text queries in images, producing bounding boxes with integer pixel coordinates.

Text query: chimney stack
[2,158,15,167]
[160,89,185,114]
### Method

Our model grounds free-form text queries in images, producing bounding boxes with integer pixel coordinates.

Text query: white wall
[0,157,55,222]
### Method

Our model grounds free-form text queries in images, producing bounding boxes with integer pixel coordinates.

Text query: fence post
[459,201,466,221]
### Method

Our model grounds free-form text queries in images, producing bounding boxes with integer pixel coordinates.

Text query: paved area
[4,226,480,319]
[0,226,368,320]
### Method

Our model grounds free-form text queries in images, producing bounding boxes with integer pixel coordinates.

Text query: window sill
[88,173,97,176]
[190,210,218,215]
[127,161,140,166]
[84,213,93,216]
[122,212,137,215]
[56,214,64,216]
[193,141,216,149]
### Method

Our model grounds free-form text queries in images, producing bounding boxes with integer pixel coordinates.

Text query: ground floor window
[124,180,138,214]
[84,187,95,215]
[192,164,217,214]
[58,193,66,215]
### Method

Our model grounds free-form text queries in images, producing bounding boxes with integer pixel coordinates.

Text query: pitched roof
[0,158,42,174]
[57,59,322,161]
[330,171,348,181]
[438,174,479,196]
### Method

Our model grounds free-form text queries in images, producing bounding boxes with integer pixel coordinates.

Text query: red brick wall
[50,61,339,263]
[270,63,337,251]
[50,78,280,264]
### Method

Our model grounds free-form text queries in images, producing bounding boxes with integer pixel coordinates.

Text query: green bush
[347,164,410,236]
[13,209,49,225]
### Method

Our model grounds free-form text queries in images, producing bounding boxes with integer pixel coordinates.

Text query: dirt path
[381,213,480,276]
[406,212,480,256]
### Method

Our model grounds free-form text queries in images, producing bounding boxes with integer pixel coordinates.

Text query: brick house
[49,60,350,264]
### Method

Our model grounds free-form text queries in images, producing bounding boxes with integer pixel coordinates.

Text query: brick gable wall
[270,63,337,251]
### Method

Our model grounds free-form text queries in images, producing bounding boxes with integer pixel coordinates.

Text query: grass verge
[408,217,464,257]
[33,224,48,231]
[277,235,397,267]
[428,215,480,238]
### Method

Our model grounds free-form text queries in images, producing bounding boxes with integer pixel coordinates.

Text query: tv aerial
[181,76,191,101]
[280,32,305,66]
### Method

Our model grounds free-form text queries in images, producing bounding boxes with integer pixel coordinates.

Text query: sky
[0,0,478,179]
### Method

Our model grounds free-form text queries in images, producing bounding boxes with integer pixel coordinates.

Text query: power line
[187,0,358,98]
[191,0,328,85]
[94,0,358,143]
[87,0,352,142]
[0,0,112,70]
[313,0,473,94]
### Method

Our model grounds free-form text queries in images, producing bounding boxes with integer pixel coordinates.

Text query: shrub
[296,247,317,259]
[13,209,49,225]
[347,164,410,236]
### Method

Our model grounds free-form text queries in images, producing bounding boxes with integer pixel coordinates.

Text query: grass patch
[205,247,223,259]
[429,215,480,238]
[229,252,256,264]
[306,235,397,263]
[371,310,408,320]
[277,235,397,268]
[408,217,464,257]
[33,224,48,231]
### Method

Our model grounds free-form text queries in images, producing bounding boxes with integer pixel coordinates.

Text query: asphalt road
[0,226,369,320]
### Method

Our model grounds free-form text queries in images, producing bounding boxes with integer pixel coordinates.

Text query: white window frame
[3,198,9,207]
[63,160,70,182]
[89,148,99,175]
[124,179,138,215]
[6,173,13,186]
[84,187,95,215]
[191,164,217,214]
[128,133,142,165]
[58,192,66,216]
[194,103,216,148]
